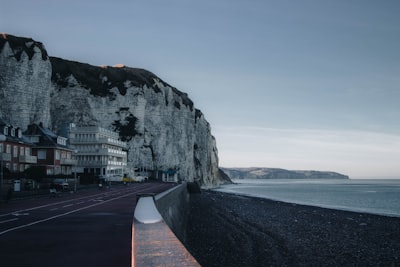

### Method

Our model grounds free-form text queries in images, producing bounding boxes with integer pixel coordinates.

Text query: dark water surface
[216,179,400,217]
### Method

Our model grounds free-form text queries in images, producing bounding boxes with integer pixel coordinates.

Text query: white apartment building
[68,124,127,179]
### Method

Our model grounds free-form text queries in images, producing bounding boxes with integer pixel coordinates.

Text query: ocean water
[215,179,400,217]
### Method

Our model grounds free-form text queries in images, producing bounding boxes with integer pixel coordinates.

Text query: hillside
[221,167,349,180]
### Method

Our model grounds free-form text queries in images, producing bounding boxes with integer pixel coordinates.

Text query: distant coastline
[221,167,349,180]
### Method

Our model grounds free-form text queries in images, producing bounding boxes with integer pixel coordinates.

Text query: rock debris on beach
[184,190,400,267]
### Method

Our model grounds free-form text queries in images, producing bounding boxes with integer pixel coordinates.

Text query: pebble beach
[185,190,400,267]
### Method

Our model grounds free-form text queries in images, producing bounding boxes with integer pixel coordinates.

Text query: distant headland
[221,167,349,180]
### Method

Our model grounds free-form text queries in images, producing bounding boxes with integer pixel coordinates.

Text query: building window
[57,137,67,146]
[13,163,18,172]
[6,144,11,154]
[26,147,30,156]
[55,166,61,175]
[13,146,18,157]
[55,150,60,160]
[38,150,46,160]
[11,128,15,137]
[0,143,3,153]
[20,164,24,172]
[4,127,8,135]
[20,147,25,156]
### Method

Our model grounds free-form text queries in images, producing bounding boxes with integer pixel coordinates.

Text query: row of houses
[0,119,129,189]
[0,119,179,191]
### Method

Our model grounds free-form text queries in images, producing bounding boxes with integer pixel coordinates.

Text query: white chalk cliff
[0,34,51,128]
[0,34,227,186]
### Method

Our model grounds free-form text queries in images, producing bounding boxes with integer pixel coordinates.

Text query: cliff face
[0,34,51,127]
[0,34,223,187]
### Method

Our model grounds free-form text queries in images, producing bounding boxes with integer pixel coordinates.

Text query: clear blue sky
[1,0,399,178]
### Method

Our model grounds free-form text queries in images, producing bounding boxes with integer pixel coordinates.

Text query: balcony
[19,155,37,164]
[76,160,127,168]
[77,160,106,167]
[60,158,78,165]
[70,137,127,149]
[75,148,127,157]
[98,148,127,157]
[0,152,11,161]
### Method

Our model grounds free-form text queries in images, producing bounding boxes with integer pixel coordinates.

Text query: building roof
[24,123,70,149]
[0,117,34,145]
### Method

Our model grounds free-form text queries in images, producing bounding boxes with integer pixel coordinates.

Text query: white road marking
[63,204,73,208]
[0,218,18,224]
[0,190,139,236]
[12,213,29,216]
[0,189,128,218]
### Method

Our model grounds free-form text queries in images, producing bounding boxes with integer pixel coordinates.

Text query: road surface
[0,182,176,267]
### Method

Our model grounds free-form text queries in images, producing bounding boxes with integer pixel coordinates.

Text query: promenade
[0,183,175,267]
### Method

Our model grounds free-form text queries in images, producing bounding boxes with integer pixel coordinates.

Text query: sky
[1,0,399,178]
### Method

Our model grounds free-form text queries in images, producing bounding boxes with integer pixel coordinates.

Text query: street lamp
[74,167,77,192]
[73,150,78,192]
[0,134,6,200]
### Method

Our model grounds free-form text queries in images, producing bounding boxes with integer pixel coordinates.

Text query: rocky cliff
[221,167,349,180]
[0,34,51,127]
[0,33,224,187]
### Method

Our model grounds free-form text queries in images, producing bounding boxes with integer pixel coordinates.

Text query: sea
[215,179,400,217]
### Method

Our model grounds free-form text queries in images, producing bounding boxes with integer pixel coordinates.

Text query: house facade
[23,123,76,176]
[0,119,37,177]
[68,124,127,180]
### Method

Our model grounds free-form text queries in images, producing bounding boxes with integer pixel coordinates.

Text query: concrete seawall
[155,183,191,242]
[132,183,200,266]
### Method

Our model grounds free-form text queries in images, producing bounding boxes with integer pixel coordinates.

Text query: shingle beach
[185,190,400,267]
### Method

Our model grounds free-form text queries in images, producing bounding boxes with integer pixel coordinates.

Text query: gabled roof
[0,117,34,145]
[41,127,58,139]
[24,123,69,149]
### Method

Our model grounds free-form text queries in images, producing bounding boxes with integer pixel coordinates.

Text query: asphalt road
[0,182,176,267]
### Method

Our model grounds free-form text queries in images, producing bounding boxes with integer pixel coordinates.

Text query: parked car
[50,182,69,191]
[134,176,148,182]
